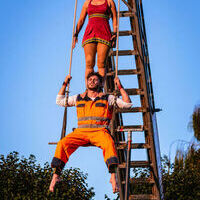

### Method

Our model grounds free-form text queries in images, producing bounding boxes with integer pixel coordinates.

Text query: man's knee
[106,156,119,173]
[51,157,65,175]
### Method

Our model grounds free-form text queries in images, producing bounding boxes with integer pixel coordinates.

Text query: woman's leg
[84,43,97,86]
[97,43,110,81]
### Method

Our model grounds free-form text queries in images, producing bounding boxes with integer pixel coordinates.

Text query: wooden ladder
[105,0,163,199]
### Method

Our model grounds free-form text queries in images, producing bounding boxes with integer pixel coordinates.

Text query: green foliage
[130,168,152,194]
[0,151,95,200]
[104,194,119,200]
[163,147,200,200]
[162,105,200,199]
[192,105,200,141]
[126,150,200,200]
[188,105,200,141]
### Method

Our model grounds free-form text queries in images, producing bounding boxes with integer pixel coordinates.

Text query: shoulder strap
[80,91,87,99]
[89,0,93,5]
[77,91,91,101]
[98,93,109,100]
[76,94,82,101]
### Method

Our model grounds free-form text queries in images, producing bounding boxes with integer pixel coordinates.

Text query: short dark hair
[86,72,103,85]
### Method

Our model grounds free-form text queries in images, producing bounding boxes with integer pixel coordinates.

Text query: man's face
[87,75,100,90]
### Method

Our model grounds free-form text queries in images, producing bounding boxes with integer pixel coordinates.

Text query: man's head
[86,72,103,92]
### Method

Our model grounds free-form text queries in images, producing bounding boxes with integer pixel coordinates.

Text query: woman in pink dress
[73,0,117,86]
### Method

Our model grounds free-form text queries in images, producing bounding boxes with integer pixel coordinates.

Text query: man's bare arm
[58,75,72,95]
[114,77,131,103]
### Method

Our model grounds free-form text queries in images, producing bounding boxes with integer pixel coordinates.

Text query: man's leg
[49,173,61,192]
[110,173,119,193]
[49,130,90,192]
[90,129,119,193]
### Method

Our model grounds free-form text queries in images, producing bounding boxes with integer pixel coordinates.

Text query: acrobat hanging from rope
[49,72,132,193]
[49,0,128,194]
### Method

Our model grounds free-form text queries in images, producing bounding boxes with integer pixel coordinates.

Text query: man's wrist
[62,81,67,86]
[118,84,123,90]
[74,32,78,37]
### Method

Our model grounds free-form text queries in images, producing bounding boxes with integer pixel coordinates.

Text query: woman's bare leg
[84,43,97,86]
[97,43,110,83]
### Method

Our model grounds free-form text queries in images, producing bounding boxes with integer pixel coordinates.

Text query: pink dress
[82,0,112,47]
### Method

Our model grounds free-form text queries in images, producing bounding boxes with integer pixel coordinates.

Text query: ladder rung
[118,161,150,168]
[125,88,144,96]
[116,142,150,150]
[121,178,155,185]
[129,194,157,200]
[116,125,145,132]
[106,69,140,76]
[108,89,143,96]
[116,107,146,113]
[109,50,138,56]
[112,30,136,36]
[48,142,57,145]
[120,11,135,17]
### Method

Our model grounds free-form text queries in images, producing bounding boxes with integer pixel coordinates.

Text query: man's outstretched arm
[114,77,131,103]
[58,74,72,95]
[56,75,77,107]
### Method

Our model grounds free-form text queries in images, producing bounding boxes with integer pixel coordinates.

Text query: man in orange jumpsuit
[49,72,132,193]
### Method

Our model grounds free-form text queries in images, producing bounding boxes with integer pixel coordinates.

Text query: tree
[188,104,200,141]
[162,148,200,200]
[163,104,200,200]
[0,151,95,200]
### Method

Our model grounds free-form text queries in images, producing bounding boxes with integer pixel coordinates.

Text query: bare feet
[109,173,119,193]
[49,173,61,192]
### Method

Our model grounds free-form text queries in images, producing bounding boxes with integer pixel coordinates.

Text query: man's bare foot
[49,173,61,192]
[109,173,119,193]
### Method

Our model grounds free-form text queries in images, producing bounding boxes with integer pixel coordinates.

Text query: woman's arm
[73,0,89,48]
[108,0,117,33]
[108,0,117,47]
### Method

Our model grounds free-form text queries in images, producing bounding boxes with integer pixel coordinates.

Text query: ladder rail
[131,0,163,198]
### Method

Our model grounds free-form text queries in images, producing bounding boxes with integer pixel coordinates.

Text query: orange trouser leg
[89,128,118,172]
[51,128,118,174]
[51,130,90,172]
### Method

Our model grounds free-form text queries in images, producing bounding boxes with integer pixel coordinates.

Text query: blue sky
[0,0,200,199]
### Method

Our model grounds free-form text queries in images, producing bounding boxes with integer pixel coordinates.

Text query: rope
[61,0,78,139]
[113,0,120,108]
[115,0,120,80]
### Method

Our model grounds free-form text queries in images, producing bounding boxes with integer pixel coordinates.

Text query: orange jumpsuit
[51,93,118,174]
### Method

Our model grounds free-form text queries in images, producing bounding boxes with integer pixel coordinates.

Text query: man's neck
[87,89,99,98]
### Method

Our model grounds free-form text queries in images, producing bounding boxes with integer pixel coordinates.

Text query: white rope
[115,0,120,81]
[113,0,120,107]
[69,0,78,77]
[65,0,78,102]
[61,0,78,139]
